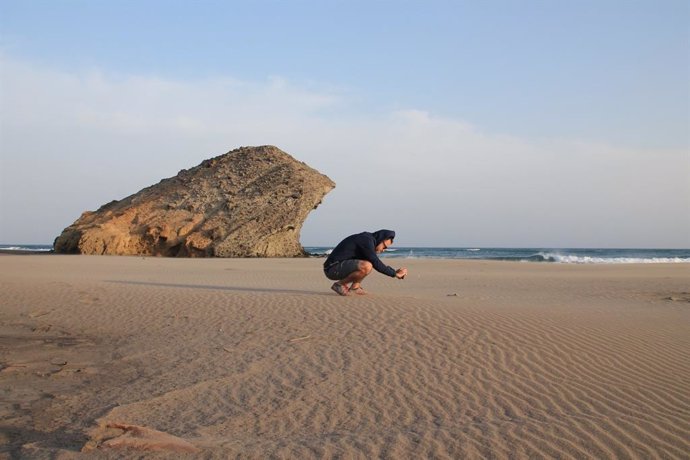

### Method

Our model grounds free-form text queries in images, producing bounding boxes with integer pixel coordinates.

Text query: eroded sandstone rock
[54,146,334,257]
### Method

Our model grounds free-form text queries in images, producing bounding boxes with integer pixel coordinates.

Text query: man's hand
[395,268,408,279]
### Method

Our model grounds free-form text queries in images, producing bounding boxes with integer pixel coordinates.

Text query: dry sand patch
[1,256,688,458]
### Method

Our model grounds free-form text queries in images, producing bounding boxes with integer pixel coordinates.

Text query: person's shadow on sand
[105,280,327,296]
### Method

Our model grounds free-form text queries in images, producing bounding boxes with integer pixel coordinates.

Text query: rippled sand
[1,255,689,458]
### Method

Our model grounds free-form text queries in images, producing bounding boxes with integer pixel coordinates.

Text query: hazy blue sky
[1,0,688,247]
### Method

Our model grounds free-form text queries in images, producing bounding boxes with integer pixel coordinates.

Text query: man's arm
[361,240,397,277]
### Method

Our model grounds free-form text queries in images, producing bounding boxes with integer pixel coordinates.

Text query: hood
[372,229,396,245]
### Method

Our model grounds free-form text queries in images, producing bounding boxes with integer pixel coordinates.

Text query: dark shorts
[324,259,362,281]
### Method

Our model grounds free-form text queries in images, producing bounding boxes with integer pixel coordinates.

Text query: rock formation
[54,146,334,257]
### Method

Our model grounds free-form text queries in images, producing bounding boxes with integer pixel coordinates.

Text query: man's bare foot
[350,286,367,295]
[331,283,350,296]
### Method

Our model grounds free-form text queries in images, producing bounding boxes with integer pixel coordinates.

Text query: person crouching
[323,229,408,296]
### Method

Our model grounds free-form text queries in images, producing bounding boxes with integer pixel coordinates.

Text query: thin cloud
[1,55,688,247]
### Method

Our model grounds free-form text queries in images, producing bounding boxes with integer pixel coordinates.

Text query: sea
[0,244,55,252]
[2,244,689,264]
[306,247,690,264]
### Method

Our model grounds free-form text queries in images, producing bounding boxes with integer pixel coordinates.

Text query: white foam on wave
[0,246,52,251]
[542,252,690,264]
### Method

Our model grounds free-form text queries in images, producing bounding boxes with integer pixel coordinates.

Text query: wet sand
[1,255,688,458]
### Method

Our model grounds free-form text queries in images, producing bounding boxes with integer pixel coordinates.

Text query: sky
[0,0,688,248]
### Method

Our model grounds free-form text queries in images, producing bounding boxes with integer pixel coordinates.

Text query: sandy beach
[1,255,688,458]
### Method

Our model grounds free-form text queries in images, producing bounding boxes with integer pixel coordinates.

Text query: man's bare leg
[339,261,372,292]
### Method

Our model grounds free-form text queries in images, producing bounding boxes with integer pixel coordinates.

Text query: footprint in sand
[83,423,200,453]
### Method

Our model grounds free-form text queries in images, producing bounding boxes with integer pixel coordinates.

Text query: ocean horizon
[3,244,689,264]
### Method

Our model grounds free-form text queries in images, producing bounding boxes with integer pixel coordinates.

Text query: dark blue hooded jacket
[324,230,397,277]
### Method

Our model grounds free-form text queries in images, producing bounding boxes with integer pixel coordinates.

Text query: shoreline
[1,256,688,457]
[3,245,689,265]
[0,249,54,255]
[2,248,689,264]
